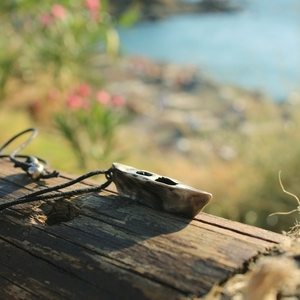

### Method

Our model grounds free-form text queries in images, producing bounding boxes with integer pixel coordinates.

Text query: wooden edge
[195,212,289,245]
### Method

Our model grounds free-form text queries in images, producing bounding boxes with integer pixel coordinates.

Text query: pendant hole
[155,177,177,186]
[136,171,153,176]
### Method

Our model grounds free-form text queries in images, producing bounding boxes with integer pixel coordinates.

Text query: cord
[0,128,59,180]
[0,128,114,211]
[0,169,113,211]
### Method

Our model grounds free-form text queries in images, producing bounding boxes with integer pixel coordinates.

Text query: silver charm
[111,163,212,218]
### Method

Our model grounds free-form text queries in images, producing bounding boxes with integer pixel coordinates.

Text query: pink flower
[66,94,85,110]
[85,0,100,11]
[76,83,91,98]
[96,90,111,105]
[85,0,101,21]
[51,4,67,19]
[39,13,53,26]
[112,94,125,107]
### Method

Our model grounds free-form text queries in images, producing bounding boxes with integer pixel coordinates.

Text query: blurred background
[1,0,300,233]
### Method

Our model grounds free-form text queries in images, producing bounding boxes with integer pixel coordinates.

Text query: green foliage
[55,85,128,169]
[0,0,133,167]
[0,0,118,99]
[117,5,141,27]
[203,100,300,232]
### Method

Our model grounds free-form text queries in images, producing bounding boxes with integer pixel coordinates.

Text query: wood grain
[0,159,289,299]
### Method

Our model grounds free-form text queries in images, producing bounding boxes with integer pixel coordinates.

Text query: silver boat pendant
[111,163,212,218]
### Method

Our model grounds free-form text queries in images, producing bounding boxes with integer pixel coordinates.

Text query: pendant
[111,163,212,218]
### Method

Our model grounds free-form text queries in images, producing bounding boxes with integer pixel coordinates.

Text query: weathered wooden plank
[0,214,187,300]
[0,276,41,300]
[0,159,289,299]
[0,248,70,300]
[195,213,285,243]
[0,208,216,297]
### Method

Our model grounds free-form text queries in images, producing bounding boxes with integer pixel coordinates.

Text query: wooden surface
[0,159,288,300]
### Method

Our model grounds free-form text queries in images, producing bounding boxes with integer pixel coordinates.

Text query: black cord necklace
[0,128,212,218]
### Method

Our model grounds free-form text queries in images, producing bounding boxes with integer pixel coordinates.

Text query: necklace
[0,128,212,218]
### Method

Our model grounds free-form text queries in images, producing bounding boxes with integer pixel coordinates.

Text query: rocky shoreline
[100,55,277,162]
[109,0,242,21]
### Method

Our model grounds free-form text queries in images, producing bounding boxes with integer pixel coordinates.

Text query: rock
[109,0,242,21]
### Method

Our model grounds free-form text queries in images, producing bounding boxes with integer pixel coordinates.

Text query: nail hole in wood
[37,198,81,226]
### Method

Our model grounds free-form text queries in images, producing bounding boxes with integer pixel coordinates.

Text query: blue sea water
[117,0,300,100]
